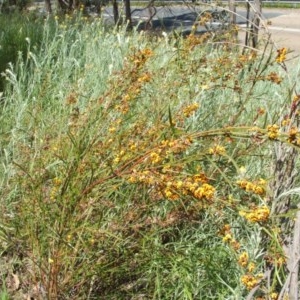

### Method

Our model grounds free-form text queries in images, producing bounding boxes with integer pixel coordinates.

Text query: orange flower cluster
[281,117,291,127]
[237,246,263,291]
[150,151,162,164]
[236,178,266,196]
[208,144,226,155]
[238,251,249,267]
[264,244,286,269]
[198,12,212,26]
[115,48,153,114]
[49,177,63,202]
[129,48,153,68]
[239,205,270,223]
[255,293,279,300]
[239,51,257,64]
[221,225,263,291]
[116,75,151,113]
[267,124,279,140]
[159,137,193,154]
[163,178,203,201]
[265,72,282,84]
[241,273,263,290]
[293,94,300,103]
[183,103,200,118]
[287,126,300,144]
[238,251,257,274]
[270,293,279,300]
[184,32,210,50]
[221,224,240,251]
[129,168,214,201]
[275,47,287,63]
[266,254,286,269]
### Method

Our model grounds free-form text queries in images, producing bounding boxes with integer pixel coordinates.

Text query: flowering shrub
[0,14,299,300]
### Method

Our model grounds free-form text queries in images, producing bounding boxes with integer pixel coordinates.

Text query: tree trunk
[112,0,119,25]
[56,0,68,13]
[228,0,236,24]
[45,0,52,13]
[244,0,250,48]
[145,0,156,30]
[250,0,262,48]
[124,0,132,30]
[68,0,73,11]
[94,0,101,15]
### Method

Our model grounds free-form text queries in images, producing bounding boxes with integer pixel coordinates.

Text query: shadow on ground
[134,10,247,36]
[135,12,204,35]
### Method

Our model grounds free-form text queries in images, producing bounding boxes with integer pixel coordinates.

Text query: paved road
[103,5,283,30]
[262,9,300,59]
[103,6,300,59]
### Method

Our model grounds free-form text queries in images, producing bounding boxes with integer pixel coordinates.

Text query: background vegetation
[0,9,300,300]
[0,13,52,92]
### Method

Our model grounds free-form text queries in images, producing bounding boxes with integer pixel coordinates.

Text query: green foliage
[262,2,300,9]
[0,291,9,300]
[0,0,33,12]
[0,13,51,92]
[0,12,299,299]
